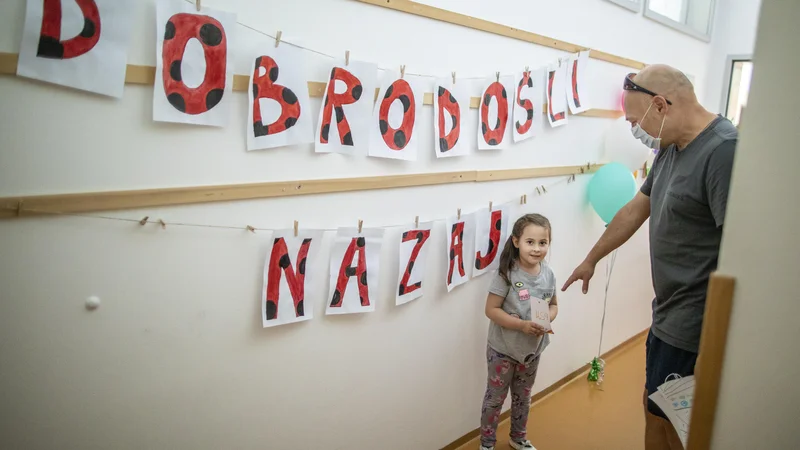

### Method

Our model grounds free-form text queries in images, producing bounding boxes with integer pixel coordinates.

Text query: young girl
[479,214,558,450]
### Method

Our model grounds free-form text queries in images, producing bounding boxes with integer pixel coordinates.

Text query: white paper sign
[262,230,323,328]
[153,0,236,126]
[247,44,313,151]
[396,222,433,305]
[477,75,515,150]
[368,73,424,161]
[473,203,511,278]
[315,59,377,155]
[326,227,384,315]
[445,212,476,292]
[566,51,591,114]
[546,62,568,128]
[433,78,470,158]
[530,298,553,333]
[513,68,545,143]
[17,0,135,98]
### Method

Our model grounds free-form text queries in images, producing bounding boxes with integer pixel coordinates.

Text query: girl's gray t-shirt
[487,262,557,365]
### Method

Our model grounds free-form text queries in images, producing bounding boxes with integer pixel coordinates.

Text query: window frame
[720,54,753,122]
[605,0,643,13]
[644,0,716,42]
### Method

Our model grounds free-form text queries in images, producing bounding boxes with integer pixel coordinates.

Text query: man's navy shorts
[645,329,698,419]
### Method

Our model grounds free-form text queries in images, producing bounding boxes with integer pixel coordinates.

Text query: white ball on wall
[85,296,101,310]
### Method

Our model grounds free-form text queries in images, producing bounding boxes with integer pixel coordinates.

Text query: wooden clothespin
[15,200,23,217]
[414,216,419,228]
[525,65,530,73]
[495,71,500,83]
[536,187,541,195]
[457,208,461,220]
[586,162,591,171]
[541,185,548,194]
[293,220,299,237]
[246,225,256,233]
[579,167,585,174]
[452,71,456,85]
[195,0,201,12]
[138,216,149,226]
[345,50,350,66]
[158,219,166,229]
[358,219,363,234]
[400,65,406,79]
[488,201,493,211]
[274,31,282,48]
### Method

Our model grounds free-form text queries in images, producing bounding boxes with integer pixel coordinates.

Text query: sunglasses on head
[623,73,672,105]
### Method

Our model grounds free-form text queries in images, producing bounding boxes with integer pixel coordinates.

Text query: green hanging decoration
[587,357,605,384]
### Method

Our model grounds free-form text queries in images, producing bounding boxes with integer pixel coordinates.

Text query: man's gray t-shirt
[641,115,737,353]
[487,262,556,365]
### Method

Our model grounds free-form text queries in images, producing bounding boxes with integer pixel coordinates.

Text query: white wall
[710,0,800,448]
[702,0,762,112]
[0,0,718,448]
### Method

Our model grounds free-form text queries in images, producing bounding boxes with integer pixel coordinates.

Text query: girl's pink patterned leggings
[480,346,541,448]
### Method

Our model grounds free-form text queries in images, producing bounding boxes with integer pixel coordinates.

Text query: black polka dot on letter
[164,21,176,40]
[284,117,297,129]
[79,18,95,38]
[360,272,368,286]
[296,300,304,316]
[282,88,297,105]
[206,89,224,110]
[399,95,410,112]
[279,254,291,269]
[481,122,488,135]
[269,66,279,83]
[356,237,366,247]
[36,36,63,58]
[527,109,534,120]
[252,83,258,99]
[379,120,388,135]
[439,138,448,152]
[393,130,407,148]
[451,114,458,128]
[342,132,353,146]
[352,84,363,100]
[169,60,182,82]
[384,85,394,99]
[335,106,345,123]
[199,24,223,46]
[489,138,498,145]
[167,93,186,112]
[449,93,456,104]
[501,88,507,99]
[484,94,491,106]
[438,86,446,96]
[266,300,277,319]
[298,257,307,275]
[331,290,341,306]
[321,124,330,141]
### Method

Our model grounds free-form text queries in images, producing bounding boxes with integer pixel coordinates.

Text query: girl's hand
[520,321,546,336]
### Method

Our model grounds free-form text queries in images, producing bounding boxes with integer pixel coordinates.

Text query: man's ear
[654,95,669,113]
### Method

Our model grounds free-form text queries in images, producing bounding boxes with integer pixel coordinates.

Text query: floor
[456,336,646,450]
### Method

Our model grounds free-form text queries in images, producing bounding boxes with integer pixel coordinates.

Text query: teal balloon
[588,162,637,224]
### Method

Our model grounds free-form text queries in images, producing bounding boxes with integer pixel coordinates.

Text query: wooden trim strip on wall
[0,164,601,219]
[353,0,647,70]
[440,328,650,450]
[0,52,623,119]
[687,273,736,450]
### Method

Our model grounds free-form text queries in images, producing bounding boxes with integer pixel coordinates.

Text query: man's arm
[562,191,651,293]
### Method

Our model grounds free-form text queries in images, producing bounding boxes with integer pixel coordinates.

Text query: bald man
[562,65,737,450]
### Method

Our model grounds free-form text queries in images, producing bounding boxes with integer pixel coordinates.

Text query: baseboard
[440,328,650,450]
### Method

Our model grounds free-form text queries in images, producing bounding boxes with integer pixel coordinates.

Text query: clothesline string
[180,0,567,80]
[8,175,576,233]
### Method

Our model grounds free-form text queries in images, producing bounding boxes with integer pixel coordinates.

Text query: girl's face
[513,224,550,267]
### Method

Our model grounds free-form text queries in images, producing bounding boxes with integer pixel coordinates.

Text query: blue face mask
[631,102,666,150]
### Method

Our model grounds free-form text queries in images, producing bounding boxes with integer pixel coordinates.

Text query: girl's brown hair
[498,213,552,284]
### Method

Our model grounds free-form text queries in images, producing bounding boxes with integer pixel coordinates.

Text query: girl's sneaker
[509,440,536,450]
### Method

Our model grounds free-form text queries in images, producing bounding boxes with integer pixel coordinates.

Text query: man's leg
[643,388,671,450]
[643,329,698,450]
